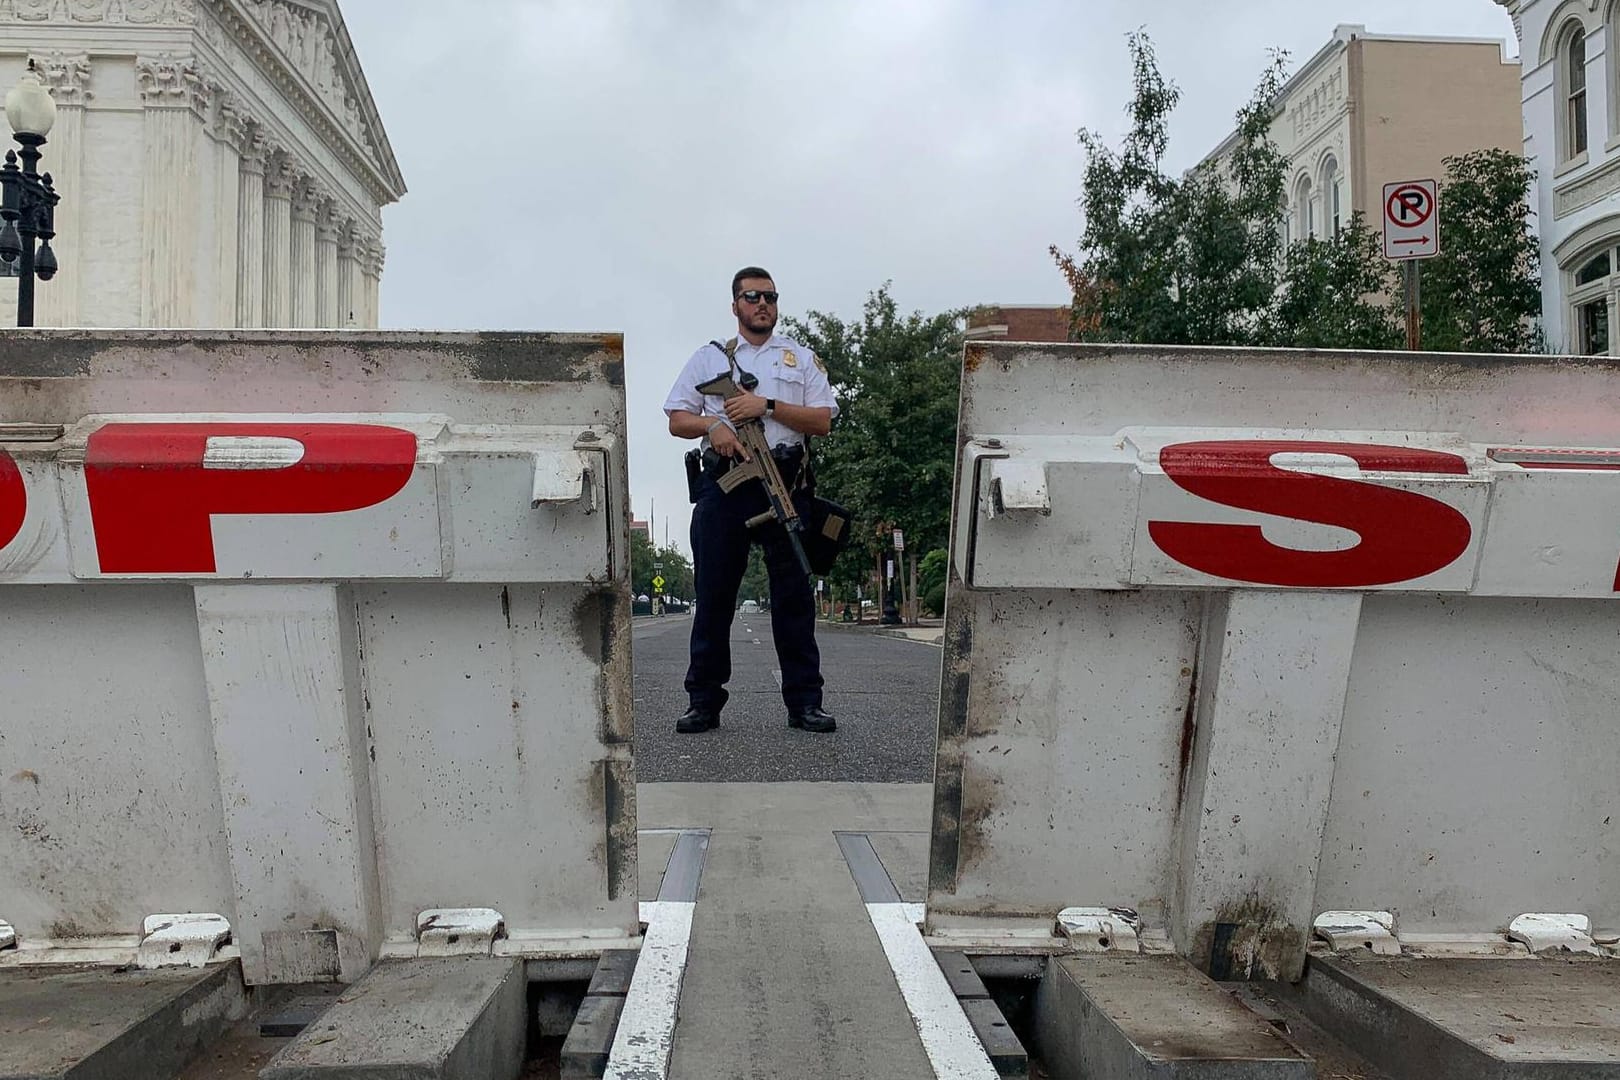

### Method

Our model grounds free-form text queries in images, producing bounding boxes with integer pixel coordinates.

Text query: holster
[684,448,704,504]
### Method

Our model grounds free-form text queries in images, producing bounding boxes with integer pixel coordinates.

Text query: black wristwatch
[765,398,776,417]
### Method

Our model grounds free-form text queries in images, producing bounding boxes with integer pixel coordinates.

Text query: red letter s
[1149,441,1472,588]
[85,423,416,574]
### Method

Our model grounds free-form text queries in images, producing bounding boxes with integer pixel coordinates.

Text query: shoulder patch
[812,351,827,372]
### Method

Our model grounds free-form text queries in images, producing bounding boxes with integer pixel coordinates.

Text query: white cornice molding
[1,0,194,24]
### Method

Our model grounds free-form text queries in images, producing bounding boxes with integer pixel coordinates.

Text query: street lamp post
[0,62,60,328]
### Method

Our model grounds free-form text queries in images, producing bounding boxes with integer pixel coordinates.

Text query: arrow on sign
[1393,237,1431,246]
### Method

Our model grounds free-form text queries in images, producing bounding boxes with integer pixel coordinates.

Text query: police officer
[663,267,840,734]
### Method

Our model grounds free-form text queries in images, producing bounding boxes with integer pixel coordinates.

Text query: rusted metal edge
[929,580,974,898]
[0,330,627,386]
[603,758,637,904]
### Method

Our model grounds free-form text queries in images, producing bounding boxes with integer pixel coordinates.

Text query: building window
[1562,22,1590,161]
[1322,156,1341,237]
[1296,176,1314,240]
[1568,242,1618,354]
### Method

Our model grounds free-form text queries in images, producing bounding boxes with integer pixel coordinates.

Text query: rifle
[696,365,813,577]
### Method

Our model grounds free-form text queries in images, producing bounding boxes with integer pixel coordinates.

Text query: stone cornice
[136,54,211,116]
[28,51,93,107]
[3,0,195,24]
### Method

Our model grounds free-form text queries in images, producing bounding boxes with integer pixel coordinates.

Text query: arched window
[1321,156,1342,238]
[1560,21,1590,163]
[1295,176,1314,240]
[1568,244,1615,354]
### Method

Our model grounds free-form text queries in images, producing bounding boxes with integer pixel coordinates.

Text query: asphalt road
[630,613,941,783]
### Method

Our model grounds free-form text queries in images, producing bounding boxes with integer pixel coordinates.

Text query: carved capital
[215,97,252,151]
[316,201,343,243]
[263,151,297,198]
[290,177,321,221]
[27,52,93,107]
[238,126,269,175]
[136,54,209,115]
[336,218,361,257]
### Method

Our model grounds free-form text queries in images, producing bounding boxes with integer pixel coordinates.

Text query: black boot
[787,706,837,733]
[676,707,720,734]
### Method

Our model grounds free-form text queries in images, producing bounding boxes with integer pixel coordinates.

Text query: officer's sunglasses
[737,290,779,305]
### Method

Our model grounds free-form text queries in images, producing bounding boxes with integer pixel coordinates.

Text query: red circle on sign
[1386,184,1434,227]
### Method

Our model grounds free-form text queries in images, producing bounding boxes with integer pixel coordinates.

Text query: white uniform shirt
[662,333,840,451]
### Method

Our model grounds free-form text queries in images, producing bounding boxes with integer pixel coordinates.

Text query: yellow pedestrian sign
[652,575,665,591]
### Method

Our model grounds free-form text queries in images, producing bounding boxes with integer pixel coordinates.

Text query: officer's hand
[724,391,768,424]
[710,423,750,461]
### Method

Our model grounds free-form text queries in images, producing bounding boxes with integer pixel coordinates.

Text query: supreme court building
[0,0,403,329]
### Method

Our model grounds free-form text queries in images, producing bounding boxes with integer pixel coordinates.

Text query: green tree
[1420,149,1543,354]
[1056,33,1289,345]
[785,285,966,594]
[652,544,694,600]
[629,528,655,596]
[1260,215,1401,349]
[738,546,769,607]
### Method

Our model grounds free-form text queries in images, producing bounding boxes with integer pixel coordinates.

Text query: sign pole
[1405,259,1421,351]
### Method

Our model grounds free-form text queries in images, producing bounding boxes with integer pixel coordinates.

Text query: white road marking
[604,900,697,1080]
[772,669,782,688]
[865,902,1000,1080]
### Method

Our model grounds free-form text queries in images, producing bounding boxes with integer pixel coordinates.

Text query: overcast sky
[339,0,1518,557]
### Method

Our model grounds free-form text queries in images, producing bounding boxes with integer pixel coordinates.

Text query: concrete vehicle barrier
[0,331,637,993]
[930,342,1620,1077]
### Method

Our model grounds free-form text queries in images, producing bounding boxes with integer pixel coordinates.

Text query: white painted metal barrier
[0,331,637,985]
[929,343,1620,978]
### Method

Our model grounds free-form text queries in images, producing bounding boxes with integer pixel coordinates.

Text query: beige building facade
[1202,24,1520,248]
[0,0,404,329]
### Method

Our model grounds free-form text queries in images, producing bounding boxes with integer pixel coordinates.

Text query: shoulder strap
[707,337,740,379]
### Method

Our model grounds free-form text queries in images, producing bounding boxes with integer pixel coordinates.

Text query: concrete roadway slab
[1300,956,1620,1079]
[0,963,245,1080]
[638,781,937,1080]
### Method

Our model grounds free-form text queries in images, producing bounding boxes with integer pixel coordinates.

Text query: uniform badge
[782,349,798,368]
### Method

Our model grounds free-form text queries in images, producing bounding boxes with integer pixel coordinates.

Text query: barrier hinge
[417,908,505,956]
[1056,906,1142,953]
[1508,913,1603,956]
[137,913,232,969]
[1313,911,1401,955]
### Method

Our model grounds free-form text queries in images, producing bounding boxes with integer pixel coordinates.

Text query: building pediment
[1,0,405,203]
[219,0,405,200]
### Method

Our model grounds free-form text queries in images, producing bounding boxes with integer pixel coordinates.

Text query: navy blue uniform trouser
[685,472,823,714]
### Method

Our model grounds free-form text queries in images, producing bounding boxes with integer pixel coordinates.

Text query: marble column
[289,180,319,328]
[137,55,208,327]
[30,53,90,327]
[210,100,246,328]
[236,129,268,328]
[315,202,339,328]
[262,152,294,328]
[361,238,383,329]
[336,220,359,328]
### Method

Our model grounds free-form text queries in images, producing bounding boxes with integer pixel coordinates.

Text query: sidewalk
[823,618,945,645]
